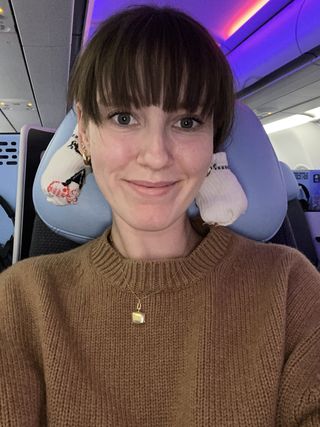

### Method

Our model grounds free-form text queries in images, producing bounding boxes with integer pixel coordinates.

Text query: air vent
[0,140,18,166]
[0,12,12,33]
[0,2,16,34]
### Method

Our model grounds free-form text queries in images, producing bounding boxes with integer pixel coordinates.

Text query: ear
[76,103,90,154]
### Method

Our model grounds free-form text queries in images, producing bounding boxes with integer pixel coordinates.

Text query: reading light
[0,99,36,111]
[263,107,320,134]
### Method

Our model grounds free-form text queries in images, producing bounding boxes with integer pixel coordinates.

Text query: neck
[110,216,202,260]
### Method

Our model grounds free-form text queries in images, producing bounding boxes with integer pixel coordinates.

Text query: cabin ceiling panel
[24,45,69,128]
[0,32,35,100]
[11,0,74,47]
[89,0,236,38]
[4,108,41,132]
[89,0,291,42]
[88,0,294,53]
[0,0,16,33]
[10,0,74,129]
[0,112,15,132]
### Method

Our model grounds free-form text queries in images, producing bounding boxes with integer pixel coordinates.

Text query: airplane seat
[12,125,79,264]
[268,214,298,249]
[269,161,299,249]
[273,162,319,268]
[29,214,80,257]
[29,101,288,254]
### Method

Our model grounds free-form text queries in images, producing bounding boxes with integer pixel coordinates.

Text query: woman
[1,5,319,426]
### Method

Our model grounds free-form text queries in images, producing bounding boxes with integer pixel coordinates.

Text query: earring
[195,152,248,226]
[79,141,91,167]
[82,151,91,167]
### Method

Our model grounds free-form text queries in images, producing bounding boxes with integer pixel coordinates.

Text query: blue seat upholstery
[32,102,287,243]
[279,162,300,201]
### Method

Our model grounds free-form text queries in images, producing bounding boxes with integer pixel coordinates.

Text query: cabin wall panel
[269,122,320,169]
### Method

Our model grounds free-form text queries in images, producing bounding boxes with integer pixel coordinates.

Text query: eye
[109,112,137,126]
[175,117,202,130]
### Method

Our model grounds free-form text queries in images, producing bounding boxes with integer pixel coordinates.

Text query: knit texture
[0,226,319,426]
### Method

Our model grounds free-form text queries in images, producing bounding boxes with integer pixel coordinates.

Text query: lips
[124,179,177,196]
[128,180,176,188]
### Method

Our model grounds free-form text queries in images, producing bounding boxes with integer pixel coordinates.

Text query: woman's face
[78,105,213,232]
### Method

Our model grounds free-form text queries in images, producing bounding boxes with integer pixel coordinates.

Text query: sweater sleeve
[0,265,46,426]
[276,251,320,426]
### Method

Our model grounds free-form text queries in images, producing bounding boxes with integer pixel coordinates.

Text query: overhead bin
[228,0,320,91]
[296,0,320,53]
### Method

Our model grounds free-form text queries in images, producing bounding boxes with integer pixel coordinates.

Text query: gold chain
[107,231,195,324]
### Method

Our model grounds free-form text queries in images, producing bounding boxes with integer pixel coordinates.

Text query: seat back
[272,162,319,267]
[287,199,319,266]
[0,195,14,271]
[31,102,287,248]
[12,125,55,263]
[29,214,80,257]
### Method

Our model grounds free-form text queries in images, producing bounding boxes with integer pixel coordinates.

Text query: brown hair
[68,5,235,150]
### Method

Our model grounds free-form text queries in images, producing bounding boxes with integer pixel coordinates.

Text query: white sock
[196,152,248,226]
[41,126,90,205]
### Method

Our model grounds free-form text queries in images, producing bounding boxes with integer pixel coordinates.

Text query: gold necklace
[128,287,165,324]
[107,230,201,324]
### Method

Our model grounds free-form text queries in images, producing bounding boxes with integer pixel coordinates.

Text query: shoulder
[222,227,320,340]
[225,225,320,307]
[215,226,320,289]
[224,226,317,269]
[0,236,100,297]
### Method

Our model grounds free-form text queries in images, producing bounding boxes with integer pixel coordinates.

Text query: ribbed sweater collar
[90,225,233,294]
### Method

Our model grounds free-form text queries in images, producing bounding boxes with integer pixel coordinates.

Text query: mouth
[129,180,176,187]
[124,180,178,196]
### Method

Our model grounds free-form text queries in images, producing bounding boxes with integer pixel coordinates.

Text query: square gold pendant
[132,311,145,324]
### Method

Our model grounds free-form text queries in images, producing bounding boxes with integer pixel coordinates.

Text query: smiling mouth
[128,180,176,188]
[124,180,177,195]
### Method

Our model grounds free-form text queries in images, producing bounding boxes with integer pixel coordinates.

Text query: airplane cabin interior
[0,0,320,269]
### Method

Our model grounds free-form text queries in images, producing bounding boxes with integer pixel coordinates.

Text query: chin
[119,207,186,233]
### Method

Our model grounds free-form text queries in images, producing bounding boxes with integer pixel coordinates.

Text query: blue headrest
[279,161,299,201]
[33,102,287,243]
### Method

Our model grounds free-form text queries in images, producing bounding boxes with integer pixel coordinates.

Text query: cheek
[183,138,213,177]
[90,133,133,173]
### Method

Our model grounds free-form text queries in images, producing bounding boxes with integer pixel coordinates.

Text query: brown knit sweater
[0,226,320,426]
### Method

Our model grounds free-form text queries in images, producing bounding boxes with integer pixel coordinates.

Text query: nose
[136,128,173,170]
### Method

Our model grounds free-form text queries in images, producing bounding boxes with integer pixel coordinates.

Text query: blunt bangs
[68,6,235,149]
